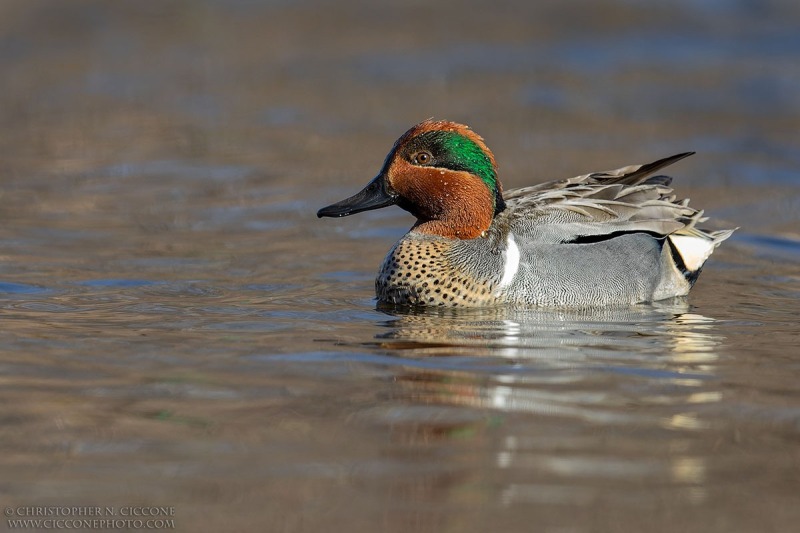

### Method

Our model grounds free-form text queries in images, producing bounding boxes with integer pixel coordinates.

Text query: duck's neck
[405,171,496,240]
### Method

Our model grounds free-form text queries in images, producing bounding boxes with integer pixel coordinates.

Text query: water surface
[1,1,799,532]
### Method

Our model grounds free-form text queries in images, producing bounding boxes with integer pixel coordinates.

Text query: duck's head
[317,119,505,239]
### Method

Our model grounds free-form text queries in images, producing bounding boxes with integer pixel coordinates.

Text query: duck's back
[375,153,734,308]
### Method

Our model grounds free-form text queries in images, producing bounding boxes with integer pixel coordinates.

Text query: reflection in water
[370,301,725,510]
[0,0,797,529]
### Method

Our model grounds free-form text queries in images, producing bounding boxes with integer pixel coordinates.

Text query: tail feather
[668,226,736,274]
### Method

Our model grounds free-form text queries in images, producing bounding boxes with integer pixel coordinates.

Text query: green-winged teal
[318,120,735,307]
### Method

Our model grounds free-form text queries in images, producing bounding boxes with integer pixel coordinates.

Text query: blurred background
[1,1,798,532]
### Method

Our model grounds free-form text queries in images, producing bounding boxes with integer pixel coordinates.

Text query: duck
[317,119,735,307]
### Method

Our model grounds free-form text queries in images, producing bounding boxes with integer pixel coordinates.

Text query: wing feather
[497,153,703,243]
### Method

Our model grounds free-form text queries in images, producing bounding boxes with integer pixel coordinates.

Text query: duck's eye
[413,151,433,165]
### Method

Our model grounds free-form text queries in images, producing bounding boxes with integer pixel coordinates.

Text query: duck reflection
[377,299,719,367]
[369,300,724,511]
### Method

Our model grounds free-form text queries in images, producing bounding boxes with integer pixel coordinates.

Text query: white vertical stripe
[498,233,520,289]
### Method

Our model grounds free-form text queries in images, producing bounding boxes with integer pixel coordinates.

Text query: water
[1,1,799,531]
